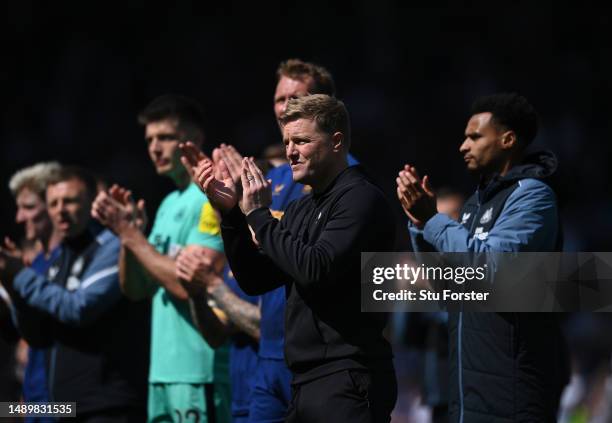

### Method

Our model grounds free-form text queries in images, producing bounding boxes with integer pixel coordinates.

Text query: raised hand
[194,158,238,212]
[91,188,134,236]
[179,141,211,183]
[2,237,22,262]
[108,185,148,232]
[239,158,272,216]
[216,144,244,186]
[175,245,222,292]
[396,164,437,228]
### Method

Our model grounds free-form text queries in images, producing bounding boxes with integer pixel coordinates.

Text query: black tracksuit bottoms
[285,369,397,423]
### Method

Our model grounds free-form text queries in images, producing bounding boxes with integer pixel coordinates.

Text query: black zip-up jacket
[222,165,396,383]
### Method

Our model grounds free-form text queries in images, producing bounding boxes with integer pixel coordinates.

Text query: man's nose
[56,200,68,214]
[459,139,469,153]
[285,143,296,159]
[281,98,290,115]
[150,139,162,153]
[16,209,25,223]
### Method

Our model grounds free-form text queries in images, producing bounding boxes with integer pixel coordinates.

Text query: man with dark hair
[397,93,569,422]
[0,166,149,421]
[92,94,230,423]
[192,94,397,423]
[138,93,208,143]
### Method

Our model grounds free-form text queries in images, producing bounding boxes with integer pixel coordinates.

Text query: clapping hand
[396,164,437,228]
[239,158,272,216]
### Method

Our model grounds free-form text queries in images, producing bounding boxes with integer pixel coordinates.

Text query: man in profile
[194,94,398,422]
[92,94,230,422]
[179,58,355,422]
[397,93,569,422]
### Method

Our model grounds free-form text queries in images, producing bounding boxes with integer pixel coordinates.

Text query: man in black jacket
[193,94,397,422]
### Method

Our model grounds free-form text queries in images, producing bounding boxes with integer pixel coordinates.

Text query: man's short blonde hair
[279,94,351,150]
[9,162,62,197]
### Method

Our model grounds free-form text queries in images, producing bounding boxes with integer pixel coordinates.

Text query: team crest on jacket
[461,212,471,224]
[479,207,493,224]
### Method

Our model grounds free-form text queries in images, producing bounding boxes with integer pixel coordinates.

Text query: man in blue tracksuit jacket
[397,93,569,422]
[1,167,149,421]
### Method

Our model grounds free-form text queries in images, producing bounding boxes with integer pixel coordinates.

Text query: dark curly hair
[471,93,538,148]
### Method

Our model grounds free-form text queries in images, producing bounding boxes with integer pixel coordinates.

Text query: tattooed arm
[177,246,261,341]
[208,282,261,340]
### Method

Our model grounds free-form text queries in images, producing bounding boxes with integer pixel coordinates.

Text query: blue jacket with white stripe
[12,223,149,415]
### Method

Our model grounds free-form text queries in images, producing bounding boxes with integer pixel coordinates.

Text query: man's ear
[500,130,517,150]
[331,132,344,152]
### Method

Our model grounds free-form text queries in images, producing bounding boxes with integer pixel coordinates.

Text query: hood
[479,150,558,203]
[501,150,558,183]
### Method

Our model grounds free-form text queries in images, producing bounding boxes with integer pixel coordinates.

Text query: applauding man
[192,94,398,423]
[397,93,569,422]
[92,95,231,423]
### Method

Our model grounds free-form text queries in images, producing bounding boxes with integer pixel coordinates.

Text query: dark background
[2,4,611,250]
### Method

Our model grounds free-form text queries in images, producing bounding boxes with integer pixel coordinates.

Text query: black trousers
[286,369,397,423]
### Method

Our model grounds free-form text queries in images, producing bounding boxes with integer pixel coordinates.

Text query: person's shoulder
[343,167,387,201]
[158,189,181,210]
[177,183,210,214]
[515,178,556,199]
[507,178,557,210]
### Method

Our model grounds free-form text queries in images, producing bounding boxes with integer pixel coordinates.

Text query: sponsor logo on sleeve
[198,202,221,235]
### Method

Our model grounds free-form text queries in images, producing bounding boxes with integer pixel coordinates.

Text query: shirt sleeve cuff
[245,207,274,232]
[423,213,455,246]
[220,205,246,229]
[13,267,39,297]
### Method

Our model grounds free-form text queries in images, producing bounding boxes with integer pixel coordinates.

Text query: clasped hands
[92,185,148,236]
[180,142,272,216]
[396,164,437,228]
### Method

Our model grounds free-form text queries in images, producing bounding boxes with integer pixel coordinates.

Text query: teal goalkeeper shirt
[147,183,228,384]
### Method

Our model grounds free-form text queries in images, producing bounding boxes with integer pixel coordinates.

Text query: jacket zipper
[459,194,482,422]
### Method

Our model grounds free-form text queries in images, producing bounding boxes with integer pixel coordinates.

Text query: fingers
[217,159,232,183]
[219,145,243,184]
[212,147,223,165]
[246,159,263,190]
[136,199,147,218]
[92,190,125,225]
[249,158,267,186]
[422,175,435,197]
[108,184,132,206]
[195,160,214,190]
[397,172,419,201]
[179,142,209,167]
[180,156,196,179]
[3,237,17,251]
[240,158,252,192]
